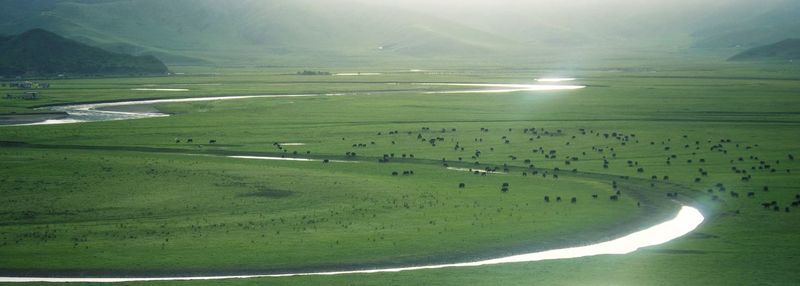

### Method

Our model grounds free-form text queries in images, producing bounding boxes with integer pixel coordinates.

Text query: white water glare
[421,83,585,94]
[536,78,577,82]
[228,156,353,163]
[0,206,703,283]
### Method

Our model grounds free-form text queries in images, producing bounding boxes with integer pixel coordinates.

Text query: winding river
[0,206,703,283]
[6,82,586,126]
[0,80,707,282]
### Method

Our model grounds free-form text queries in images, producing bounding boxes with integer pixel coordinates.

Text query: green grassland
[1,62,799,285]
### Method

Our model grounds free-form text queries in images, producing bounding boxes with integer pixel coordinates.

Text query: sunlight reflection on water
[0,206,703,283]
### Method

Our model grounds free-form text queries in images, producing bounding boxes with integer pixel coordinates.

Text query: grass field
[1,62,799,285]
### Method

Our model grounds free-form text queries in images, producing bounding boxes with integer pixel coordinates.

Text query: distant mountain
[0,29,168,77]
[0,0,516,65]
[729,39,800,61]
[1,0,799,65]
[691,0,800,49]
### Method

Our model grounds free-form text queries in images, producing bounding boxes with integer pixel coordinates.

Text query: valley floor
[0,63,799,285]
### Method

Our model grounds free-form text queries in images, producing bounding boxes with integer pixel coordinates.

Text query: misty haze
[0,1,798,285]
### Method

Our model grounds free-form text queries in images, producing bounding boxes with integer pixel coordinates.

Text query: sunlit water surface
[5,82,585,126]
[0,78,705,283]
[0,206,703,283]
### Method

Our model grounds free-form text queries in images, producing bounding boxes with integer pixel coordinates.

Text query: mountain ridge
[0,28,168,77]
[1,0,799,65]
[729,39,800,61]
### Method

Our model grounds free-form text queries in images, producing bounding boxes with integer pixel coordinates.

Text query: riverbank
[0,112,68,125]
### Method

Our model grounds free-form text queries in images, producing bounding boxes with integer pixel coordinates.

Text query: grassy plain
[1,62,799,285]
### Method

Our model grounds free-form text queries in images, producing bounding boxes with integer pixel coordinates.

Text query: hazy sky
[349,0,789,42]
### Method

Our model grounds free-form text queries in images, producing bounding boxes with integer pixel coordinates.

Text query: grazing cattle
[322,159,330,163]
[187,139,193,143]
[610,195,619,201]
[747,192,755,198]
[571,197,577,204]
[730,192,739,198]
[458,183,465,188]
[592,194,598,199]
[556,196,562,202]
[392,172,399,176]
[209,139,217,144]
[544,196,550,203]
[773,206,780,212]
[175,139,181,143]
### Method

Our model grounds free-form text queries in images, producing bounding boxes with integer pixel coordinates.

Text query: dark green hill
[0,0,516,65]
[1,0,798,65]
[729,39,800,61]
[0,29,168,77]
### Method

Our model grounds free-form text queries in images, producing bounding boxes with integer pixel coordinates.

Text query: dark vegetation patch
[689,232,720,239]
[645,249,710,255]
[239,187,294,198]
